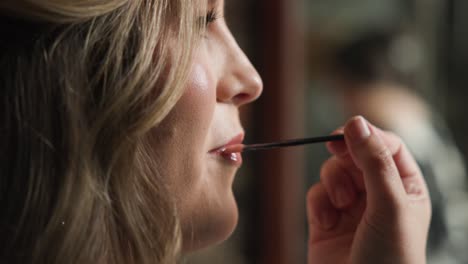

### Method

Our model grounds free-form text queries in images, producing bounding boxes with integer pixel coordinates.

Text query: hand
[307,116,431,264]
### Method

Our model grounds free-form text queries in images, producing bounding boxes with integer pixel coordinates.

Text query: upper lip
[209,133,245,153]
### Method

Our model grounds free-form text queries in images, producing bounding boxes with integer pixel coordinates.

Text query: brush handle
[242,134,344,152]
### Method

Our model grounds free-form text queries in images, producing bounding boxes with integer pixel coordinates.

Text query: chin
[181,192,239,252]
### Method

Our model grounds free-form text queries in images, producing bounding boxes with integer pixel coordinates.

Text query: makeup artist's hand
[306,116,431,264]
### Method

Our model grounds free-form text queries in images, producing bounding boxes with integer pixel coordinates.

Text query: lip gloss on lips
[210,133,245,166]
[216,134,345,166]
[215,147,243,166]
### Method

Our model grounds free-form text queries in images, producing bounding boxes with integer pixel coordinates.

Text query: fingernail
[347,116,371,143]
[320,209,338,230]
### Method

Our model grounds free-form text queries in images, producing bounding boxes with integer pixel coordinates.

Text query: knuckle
[369,146,395,173]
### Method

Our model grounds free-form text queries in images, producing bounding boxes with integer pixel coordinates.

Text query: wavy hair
[0,1,206,263]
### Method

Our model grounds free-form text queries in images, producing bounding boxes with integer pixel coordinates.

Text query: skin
[150,0,262,252]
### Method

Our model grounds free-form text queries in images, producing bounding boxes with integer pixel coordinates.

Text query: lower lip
[209,147,243,166]
[220,151,243,166]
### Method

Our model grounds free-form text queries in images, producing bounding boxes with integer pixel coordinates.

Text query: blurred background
[187,0,468,263]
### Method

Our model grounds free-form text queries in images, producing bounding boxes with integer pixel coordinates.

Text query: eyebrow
[208,0,218,5]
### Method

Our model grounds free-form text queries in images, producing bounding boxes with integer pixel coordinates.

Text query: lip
[209,133,245,153]
[209,133,244,166]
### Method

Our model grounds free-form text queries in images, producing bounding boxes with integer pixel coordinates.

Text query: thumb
[343,116,406,211]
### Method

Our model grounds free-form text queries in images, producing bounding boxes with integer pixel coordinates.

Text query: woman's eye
[205,9,219,26]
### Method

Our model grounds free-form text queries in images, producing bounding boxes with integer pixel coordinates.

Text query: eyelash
[205,9,219,25]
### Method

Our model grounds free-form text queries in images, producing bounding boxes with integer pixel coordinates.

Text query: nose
[216,30,263,106]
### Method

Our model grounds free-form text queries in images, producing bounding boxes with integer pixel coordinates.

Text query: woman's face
[151,0,263,251]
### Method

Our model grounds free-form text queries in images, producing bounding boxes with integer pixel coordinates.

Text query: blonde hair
[0,1,206,263]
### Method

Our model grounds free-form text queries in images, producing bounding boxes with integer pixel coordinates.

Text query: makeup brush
[224,134,344,153]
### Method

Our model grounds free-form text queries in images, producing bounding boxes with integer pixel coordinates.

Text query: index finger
[329,125,421,180]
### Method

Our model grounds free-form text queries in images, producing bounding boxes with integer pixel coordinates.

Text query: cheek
[178,62,216,142]
[179,62,215,117]
[160,61,216,175]
[153,61,239,251]
[151,61,216,175]
[189,62,211,94]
